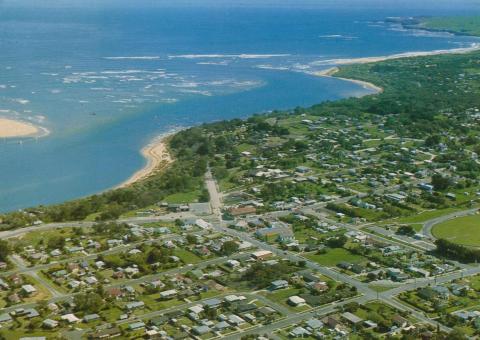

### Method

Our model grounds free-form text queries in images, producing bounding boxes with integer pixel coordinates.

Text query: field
[305,248,366,267]
[432,214,480,248]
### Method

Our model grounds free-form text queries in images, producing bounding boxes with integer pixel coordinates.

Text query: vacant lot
[305,248,366,267]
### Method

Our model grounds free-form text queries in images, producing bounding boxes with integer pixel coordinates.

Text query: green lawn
[174,248,202,264]
[305,248,367,267]
[368,284,399,293]
[163,190,200,204]
[264,287,310,311]
[432,214,480,247]
[393,207,463,224]
[266,287,301,303]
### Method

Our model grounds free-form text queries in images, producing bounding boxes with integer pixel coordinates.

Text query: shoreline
[0,118,49,139]
[317,43,480,66]
[313,43,480,95]
[116,132,175,189]
[119,44,480,190]
[313,67,384,94]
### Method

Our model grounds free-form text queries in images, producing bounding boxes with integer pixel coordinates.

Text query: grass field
[174,248,202,264]
[163,190,200,204]
[432,214,480,247]
[393,207,463,224]
[305,248,366,267]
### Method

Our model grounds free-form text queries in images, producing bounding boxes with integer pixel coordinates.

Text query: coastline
[313,67,384,94]
[0,118,49,139]
[316,43,480,66]
[313,43,480,95]
[120,44,480,190]
[117,133,174,189]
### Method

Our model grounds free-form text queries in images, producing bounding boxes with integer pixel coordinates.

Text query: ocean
[0,1,479,211]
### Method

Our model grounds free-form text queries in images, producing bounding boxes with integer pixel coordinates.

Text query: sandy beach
[0,118,41,138]
[317,43,480,66]
[118,134,174,188]
[314,67,384,94]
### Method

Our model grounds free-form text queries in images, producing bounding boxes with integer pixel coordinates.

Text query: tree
[47,236,66,250]
[146,248,171,264]
[74,293,103,313]
[326,235,347,248]
[431,174,451,191]
[220,241,239,256]
[449,327,468,340]
[397,225,415,236]
[204,305,217,319]
[0,241,10,261]
[425,135,441,147]
[186,234,197,244]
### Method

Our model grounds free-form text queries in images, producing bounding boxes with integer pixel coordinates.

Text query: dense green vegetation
[334,51,480,138]
[435,238,480,263]
[418,16,480,37]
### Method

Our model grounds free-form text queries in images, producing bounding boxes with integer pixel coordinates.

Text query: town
[1,14,480,340]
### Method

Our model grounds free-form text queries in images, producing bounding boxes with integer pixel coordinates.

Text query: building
[288,296,306,307]
[270,280,289,290]
[251,250,273,260]
[21,285,37,295]
[342,312,363,325]
[42,319,58,329]
[159,289,177,299]
[125,301,145,311]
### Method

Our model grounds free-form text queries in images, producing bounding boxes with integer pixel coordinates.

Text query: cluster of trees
[396,225,416,237]
[326,203,361,218]
[326,235,347,248]
[241,262,295,288]
[431,174,452,191]
[435,238,480,263]
[0,240,10,262]
[220,241,239,256]
[74,292,104,314]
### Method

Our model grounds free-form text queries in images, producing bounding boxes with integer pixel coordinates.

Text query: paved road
[205,166,222,219]
[204,173,462,334]
[222,295,371,340]
[0,172,477,336]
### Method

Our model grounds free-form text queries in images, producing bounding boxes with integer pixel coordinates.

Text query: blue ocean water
[0,1,479,211]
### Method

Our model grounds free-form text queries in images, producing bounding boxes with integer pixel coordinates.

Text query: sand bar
[0,118,41,138]
[118,133,174,188]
